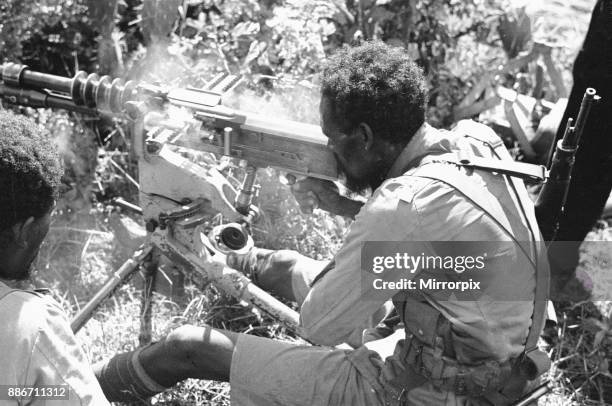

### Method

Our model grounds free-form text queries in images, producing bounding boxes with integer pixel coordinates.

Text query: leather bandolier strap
[387,129,551,405]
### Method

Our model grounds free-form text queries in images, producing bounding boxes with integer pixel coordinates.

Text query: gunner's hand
[290,177,364,218]
[226,248,299,282]
[227,247,329,302]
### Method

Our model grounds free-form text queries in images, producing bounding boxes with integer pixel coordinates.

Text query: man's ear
[356,122,374,151]
[11,217,35,248]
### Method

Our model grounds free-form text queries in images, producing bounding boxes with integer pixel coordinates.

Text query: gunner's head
[320,41,428,193]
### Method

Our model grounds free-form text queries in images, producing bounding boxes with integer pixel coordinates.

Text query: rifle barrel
[562,87,598,148]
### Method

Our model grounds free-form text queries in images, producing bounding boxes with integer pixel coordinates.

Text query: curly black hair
[321,41,428,143]
[0,110,62,232]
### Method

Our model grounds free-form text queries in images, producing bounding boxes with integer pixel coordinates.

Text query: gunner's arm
[299,183,421,347]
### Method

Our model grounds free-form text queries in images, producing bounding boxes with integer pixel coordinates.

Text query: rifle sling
[427,152,548,182]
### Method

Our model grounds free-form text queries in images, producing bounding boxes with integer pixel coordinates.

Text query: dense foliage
[1,0,535,126]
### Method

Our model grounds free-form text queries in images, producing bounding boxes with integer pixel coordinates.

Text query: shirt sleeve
[298,178,427,347]
[19,294,110,406]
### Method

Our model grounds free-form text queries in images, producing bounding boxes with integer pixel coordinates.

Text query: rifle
[535,87,600,242]
[0,63,338,338]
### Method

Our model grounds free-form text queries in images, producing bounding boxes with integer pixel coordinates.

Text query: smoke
[42,111,98,209]
[116,36,322,124]
[224,81,322,125]
[126,42,189,85]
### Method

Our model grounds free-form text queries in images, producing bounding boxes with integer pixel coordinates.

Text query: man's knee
[164,324,205,363]
[161,324,235,381]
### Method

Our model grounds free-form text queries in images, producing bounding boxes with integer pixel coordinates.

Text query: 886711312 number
[0,385,69,400]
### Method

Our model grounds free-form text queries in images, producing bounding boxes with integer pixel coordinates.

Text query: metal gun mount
[0,63,328,340]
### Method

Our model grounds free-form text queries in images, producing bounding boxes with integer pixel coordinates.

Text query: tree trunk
[549,0,612,288]
[86,0,119,75]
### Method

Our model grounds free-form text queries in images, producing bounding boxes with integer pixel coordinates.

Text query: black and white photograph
[0,0,611,405]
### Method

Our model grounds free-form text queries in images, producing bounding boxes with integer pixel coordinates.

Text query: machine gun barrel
[0,84,96,114]
[0,63,142,114]
[0,65,73,93]
[535,88,600,241]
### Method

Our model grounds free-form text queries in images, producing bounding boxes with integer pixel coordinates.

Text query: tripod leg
[71,245,153,333]
[171,266,186,306]
[139,248,159,347]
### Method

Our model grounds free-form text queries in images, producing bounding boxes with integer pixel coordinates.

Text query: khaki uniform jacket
[0,281,109,405]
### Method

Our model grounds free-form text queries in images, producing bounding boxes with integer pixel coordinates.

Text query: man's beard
[335,155,388,195]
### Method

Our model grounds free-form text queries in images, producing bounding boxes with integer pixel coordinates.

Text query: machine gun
[0,63,338,340]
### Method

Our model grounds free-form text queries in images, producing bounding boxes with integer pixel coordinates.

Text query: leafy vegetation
[1,0,610,405]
